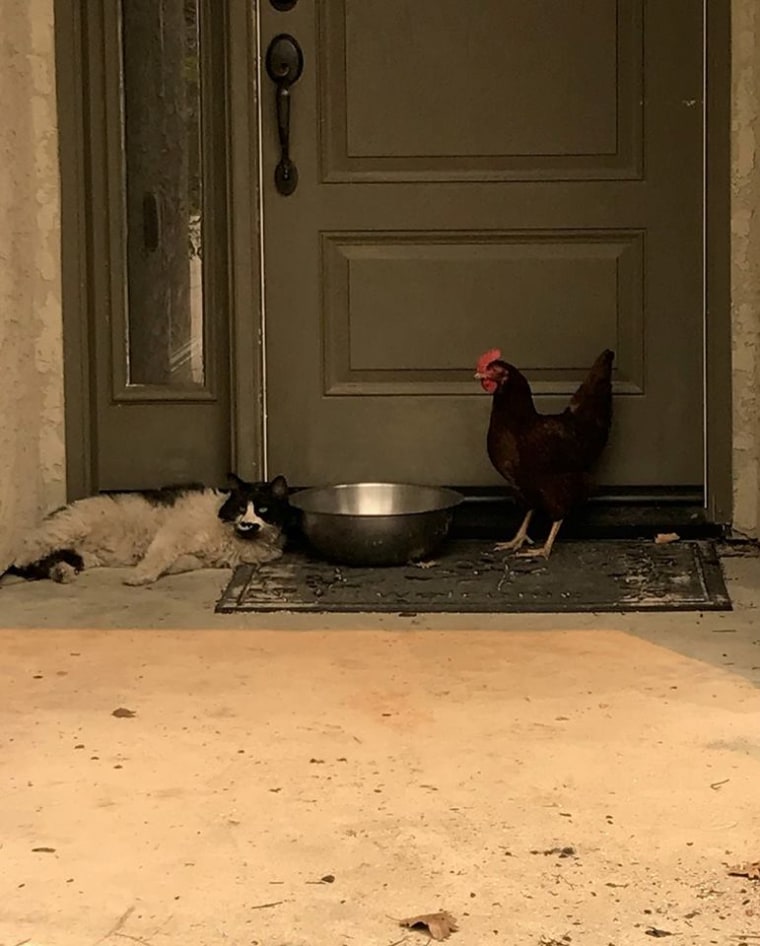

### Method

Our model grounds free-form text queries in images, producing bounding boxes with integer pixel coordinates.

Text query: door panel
[323,0,641,180]
[84,0,231,490]
[321,232,643,395]
[262,0,704,488]
[343,2,618,158]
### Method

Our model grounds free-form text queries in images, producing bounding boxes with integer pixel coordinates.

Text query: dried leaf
[645,929,673,938]
[400,911,458,941]
[728,861,760,880]
[111,707,136,718]
[532,846,576,858]
[654,532,680,545]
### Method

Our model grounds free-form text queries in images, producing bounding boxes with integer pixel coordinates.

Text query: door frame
[55,0,733,522]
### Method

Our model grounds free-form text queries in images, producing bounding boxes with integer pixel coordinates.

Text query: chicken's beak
[474,372,485,380]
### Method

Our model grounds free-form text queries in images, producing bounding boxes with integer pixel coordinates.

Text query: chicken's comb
[476,348,502,374]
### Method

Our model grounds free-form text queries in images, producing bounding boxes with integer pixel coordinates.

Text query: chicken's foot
[494,510,534,553]
[515,519,563,560]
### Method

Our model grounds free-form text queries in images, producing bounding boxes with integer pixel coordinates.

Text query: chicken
[475,348,614,559]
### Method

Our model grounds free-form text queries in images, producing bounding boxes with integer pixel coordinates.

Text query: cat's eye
[259,506,269,514]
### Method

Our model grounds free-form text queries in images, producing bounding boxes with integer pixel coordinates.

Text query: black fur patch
[5,549,84,582]
[135,483,206,507]
[43,505,69,520]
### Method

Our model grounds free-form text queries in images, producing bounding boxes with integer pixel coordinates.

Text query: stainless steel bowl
[290,482,464,567]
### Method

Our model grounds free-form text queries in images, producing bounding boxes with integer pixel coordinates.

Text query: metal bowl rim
[290,482,464,517]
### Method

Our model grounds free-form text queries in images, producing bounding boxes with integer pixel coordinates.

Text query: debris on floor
[531,845,577,859]
[716,537,760,557]
[399,911,458,941]
[111,706,136,718]
[305,873,335,884]
[728,861,760,880]
[654,532,680,545]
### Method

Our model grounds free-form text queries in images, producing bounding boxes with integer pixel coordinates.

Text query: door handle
[265,33,304,196]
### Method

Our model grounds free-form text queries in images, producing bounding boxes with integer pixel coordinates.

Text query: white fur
[10,489,285,586]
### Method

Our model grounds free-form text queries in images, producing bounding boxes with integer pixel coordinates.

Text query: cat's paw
[123,572,156,587]
[51,562,79,584]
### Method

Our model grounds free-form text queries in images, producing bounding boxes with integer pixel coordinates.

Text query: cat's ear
[226,472,246,489]
[270,475,289,500]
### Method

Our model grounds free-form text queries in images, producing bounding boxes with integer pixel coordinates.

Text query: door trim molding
[227,0,266,481]
[704,0,733,523]
[55,0,94,500]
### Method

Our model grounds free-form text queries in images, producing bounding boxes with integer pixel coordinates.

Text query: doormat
[215,539,731,614]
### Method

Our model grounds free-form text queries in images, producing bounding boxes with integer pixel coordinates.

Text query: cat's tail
[2,549,85,583]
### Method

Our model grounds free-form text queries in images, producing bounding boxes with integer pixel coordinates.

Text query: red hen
[475,348,614,559]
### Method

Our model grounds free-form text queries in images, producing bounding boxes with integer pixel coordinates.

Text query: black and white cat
[2,474,293,587]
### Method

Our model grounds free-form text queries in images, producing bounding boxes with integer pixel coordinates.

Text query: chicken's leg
[494,509,534,552]
[515,519,563,560]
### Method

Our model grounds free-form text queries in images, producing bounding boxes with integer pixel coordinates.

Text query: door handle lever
[265,34,304,196]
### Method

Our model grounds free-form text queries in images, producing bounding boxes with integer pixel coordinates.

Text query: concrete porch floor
[1,554,760,945]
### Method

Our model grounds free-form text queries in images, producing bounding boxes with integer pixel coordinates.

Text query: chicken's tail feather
[566,349,615,466]
[569,349,614,412]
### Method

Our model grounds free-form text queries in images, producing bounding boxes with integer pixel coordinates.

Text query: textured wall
[732,0,760,535]
[0,0,65,568]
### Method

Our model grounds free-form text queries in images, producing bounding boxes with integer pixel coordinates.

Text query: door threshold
[452,490,723,541]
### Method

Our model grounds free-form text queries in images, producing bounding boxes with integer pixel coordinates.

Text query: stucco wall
[0,0,65,569]
[732,0,760,536]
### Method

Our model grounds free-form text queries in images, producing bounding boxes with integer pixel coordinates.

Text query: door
[81,0,232,490]
[260,0,704,489]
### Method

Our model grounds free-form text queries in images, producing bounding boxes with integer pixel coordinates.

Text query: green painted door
[261,0,704,488]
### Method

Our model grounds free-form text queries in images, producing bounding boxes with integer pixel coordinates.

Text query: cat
[2,474,293,587]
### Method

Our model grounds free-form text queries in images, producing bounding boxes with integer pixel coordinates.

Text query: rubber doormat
[216,539,731,614]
